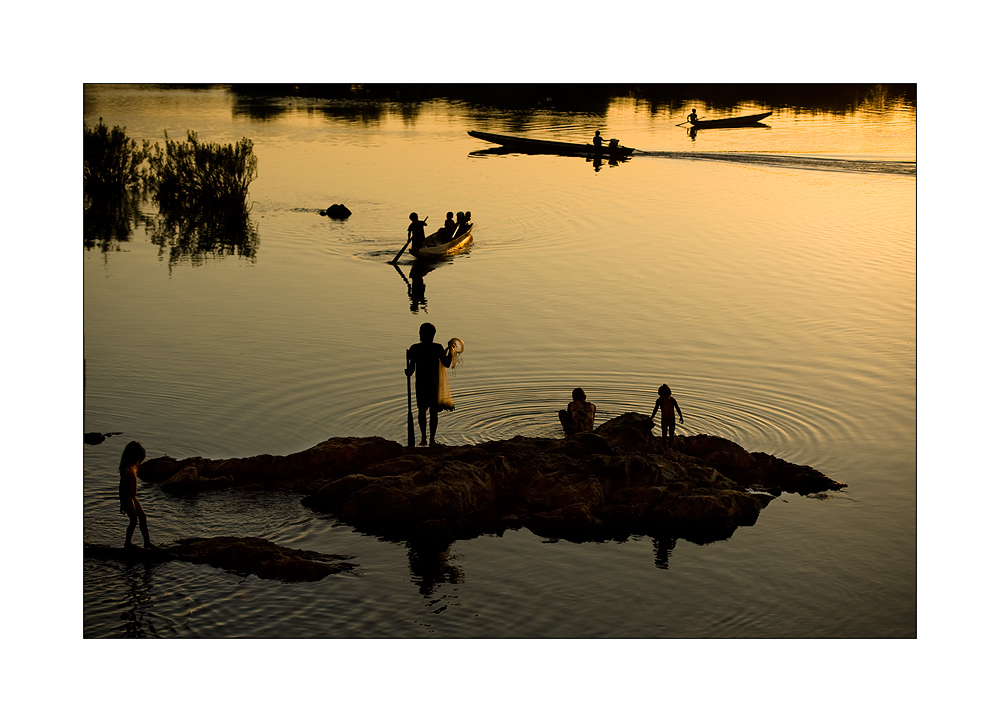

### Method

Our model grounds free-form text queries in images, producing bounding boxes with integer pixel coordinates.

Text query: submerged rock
[84,536,357,583]
[138,414,845,545]
[84,431,122,445]
[320,203,351,219]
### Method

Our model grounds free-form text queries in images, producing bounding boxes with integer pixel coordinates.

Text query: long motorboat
[468,130,634,158]
[689,111,773,129]
[411,223,474,259]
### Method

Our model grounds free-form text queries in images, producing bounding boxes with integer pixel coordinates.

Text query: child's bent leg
[134,498,151,547]
[122,497,138,545]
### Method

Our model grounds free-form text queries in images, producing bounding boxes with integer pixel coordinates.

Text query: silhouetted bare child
[119,440,153,548]
[559,387,596,435]
[406,323,454,445]
[650,384,684,447]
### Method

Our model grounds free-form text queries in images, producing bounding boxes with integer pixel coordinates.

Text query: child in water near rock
[119,440,153,548]
[650,384,684,447]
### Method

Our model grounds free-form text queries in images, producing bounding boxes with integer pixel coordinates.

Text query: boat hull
[468,130,634,157]
[411,223,474,259]
[690,111,772,128]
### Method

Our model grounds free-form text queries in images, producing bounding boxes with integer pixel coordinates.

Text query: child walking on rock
[119,441,153,548]
[650,384,684,447]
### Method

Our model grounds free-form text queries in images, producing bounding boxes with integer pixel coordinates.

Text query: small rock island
[138,413,845,547]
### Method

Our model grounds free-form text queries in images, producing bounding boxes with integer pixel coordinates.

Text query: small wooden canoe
[411,223,474,259]
[690,111,772,129]
[468,130,634,157]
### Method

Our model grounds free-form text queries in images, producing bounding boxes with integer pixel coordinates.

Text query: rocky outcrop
[84,431,122,445]
[138,414,844,545]
[84,537,357,583]
[139,436,402,494]
[320,203,351,219]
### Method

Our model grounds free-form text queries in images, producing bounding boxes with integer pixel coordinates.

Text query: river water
[83,84,915,638]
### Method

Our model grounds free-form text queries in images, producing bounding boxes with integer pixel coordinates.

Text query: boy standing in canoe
[407,212,427,251]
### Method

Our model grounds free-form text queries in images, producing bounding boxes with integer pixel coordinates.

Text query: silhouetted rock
[139,413,845,545]
[84,431,122,445]
[321,203,351,219]
[140,436,403,494]
[84,536,357,583]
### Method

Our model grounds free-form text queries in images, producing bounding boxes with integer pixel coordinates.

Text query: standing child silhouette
[119,441,153,548]
[650,384,684,448]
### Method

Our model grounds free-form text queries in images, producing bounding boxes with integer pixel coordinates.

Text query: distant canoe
[411,223,473,259]
[690,112,773,129]
[468,130,634,158]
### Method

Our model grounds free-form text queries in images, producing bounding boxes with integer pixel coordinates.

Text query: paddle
[406,351,415,447]
[391,216,428,264]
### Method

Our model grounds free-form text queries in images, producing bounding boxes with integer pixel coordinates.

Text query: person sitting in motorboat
[593,130,604,148]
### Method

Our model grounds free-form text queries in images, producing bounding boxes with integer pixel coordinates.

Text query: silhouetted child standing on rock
[119,440,153,548]
[650,384,684,447]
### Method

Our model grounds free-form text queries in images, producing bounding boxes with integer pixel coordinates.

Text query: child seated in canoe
[440,211,457,239]
[559,388,596,435]
[454,211,472,237]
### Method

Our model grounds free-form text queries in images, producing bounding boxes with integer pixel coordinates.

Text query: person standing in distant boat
[406,323,455,445]
[119,440,154,548]
[559,387,596,435]
[687,109,699,124]
[650,384,684,447]
[408,212,427,251]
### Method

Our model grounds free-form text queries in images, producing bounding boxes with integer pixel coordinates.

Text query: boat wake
[634,150,915,176]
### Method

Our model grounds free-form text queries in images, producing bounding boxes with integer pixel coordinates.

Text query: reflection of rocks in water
[140,414,845,548]
[407,539,465,597]
[653,537,677,570]
[84,536,357,583]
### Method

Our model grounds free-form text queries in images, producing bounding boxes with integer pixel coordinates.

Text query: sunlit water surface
[83,85,915,637]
